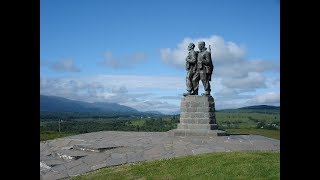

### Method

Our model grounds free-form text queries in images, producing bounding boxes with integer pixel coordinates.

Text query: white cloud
[215,99,250,110]
[248,92,280,105]
[101,51,147,69]
[121,100,179,114]
[40,73,280,112]
[159,35,279,80]
[214,92,280,110]
[214,86,239,97]
[111,86,128,94]
[41,35,279,112]
[159,35,279,109]
[215,60,279,78]
[130,52,148,62]
[221,72,266,89]
[156,95,181,100]
[160,35,246,68]
[40,75,183,114]
[266,76,280,89]
[51,58,80,72]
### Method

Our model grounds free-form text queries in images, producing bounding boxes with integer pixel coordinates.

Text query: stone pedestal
[170,95,226,136]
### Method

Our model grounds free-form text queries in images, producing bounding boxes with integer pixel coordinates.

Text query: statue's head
[187,43,195,51]
[198,41,205,50]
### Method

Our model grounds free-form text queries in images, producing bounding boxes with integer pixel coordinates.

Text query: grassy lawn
[40,131,79,141]
[226,128,280,140]
[71,151,279,180]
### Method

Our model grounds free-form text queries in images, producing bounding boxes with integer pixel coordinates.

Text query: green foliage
[40,111,153,120]
[219,105,280,114]
[40,131,79,141]
[256,121,266,128]
[40,115,180,135]
[71,151,279,180]
[256,121,279,130]
[216,112,280,130]
[137,117,177,132]
[40,110,280,141]
[130,119,145,126]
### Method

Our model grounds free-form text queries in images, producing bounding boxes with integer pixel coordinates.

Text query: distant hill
[238,105,280,110]
[40,95,139,113]
[218,105,280,114]
[166,110,180,115]
[144,111,163,115]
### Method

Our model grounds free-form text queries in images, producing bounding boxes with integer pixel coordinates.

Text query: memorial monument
[172,41,226,136]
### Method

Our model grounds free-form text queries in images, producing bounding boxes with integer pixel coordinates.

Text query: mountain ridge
[41,95,280,114]
[217,105,280,114]
[40,95,139,113]
[238,105,280,110]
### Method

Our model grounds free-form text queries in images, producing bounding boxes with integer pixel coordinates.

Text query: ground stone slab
[40,131,280,180]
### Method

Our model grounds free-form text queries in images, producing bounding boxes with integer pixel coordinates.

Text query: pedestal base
[169,129,227,137]
[172,95,226,137]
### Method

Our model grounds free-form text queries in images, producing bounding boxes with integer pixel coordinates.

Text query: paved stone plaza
[40,131,280,180]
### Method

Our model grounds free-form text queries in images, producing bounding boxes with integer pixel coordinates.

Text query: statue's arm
[186,51,197,64]
[203,52,212,65]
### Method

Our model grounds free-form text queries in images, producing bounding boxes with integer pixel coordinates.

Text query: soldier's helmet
[188,43,195,49]
[198,41,205,46]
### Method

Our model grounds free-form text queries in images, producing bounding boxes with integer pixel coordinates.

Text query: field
[40,110,280,141]
[40,131,79,141]
[71,150,280,180]
[216,112,280,129]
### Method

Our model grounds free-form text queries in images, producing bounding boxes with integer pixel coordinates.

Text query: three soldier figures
[183,41,213,97]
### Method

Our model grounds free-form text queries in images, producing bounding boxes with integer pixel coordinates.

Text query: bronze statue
[183,43,199,96]
[183,41,213,96]
[197,41,213,96]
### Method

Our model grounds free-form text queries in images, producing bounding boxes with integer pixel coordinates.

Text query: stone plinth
[171,95,226,136]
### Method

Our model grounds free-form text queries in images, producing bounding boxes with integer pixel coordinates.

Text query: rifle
[208,44,213,81]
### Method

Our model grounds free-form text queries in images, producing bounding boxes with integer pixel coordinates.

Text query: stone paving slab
[40,131,280,180]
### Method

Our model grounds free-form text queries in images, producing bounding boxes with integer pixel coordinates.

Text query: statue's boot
[201,91,210,96]
[183,90,192,96]
[191,90,198,95]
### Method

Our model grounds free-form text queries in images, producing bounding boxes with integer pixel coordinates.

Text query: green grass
[40,131,79,141]
[226,128,280,140]
[71,151,279,180]
[216,112,280,129]
[130,119,145,127]
[215,112,280,139]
